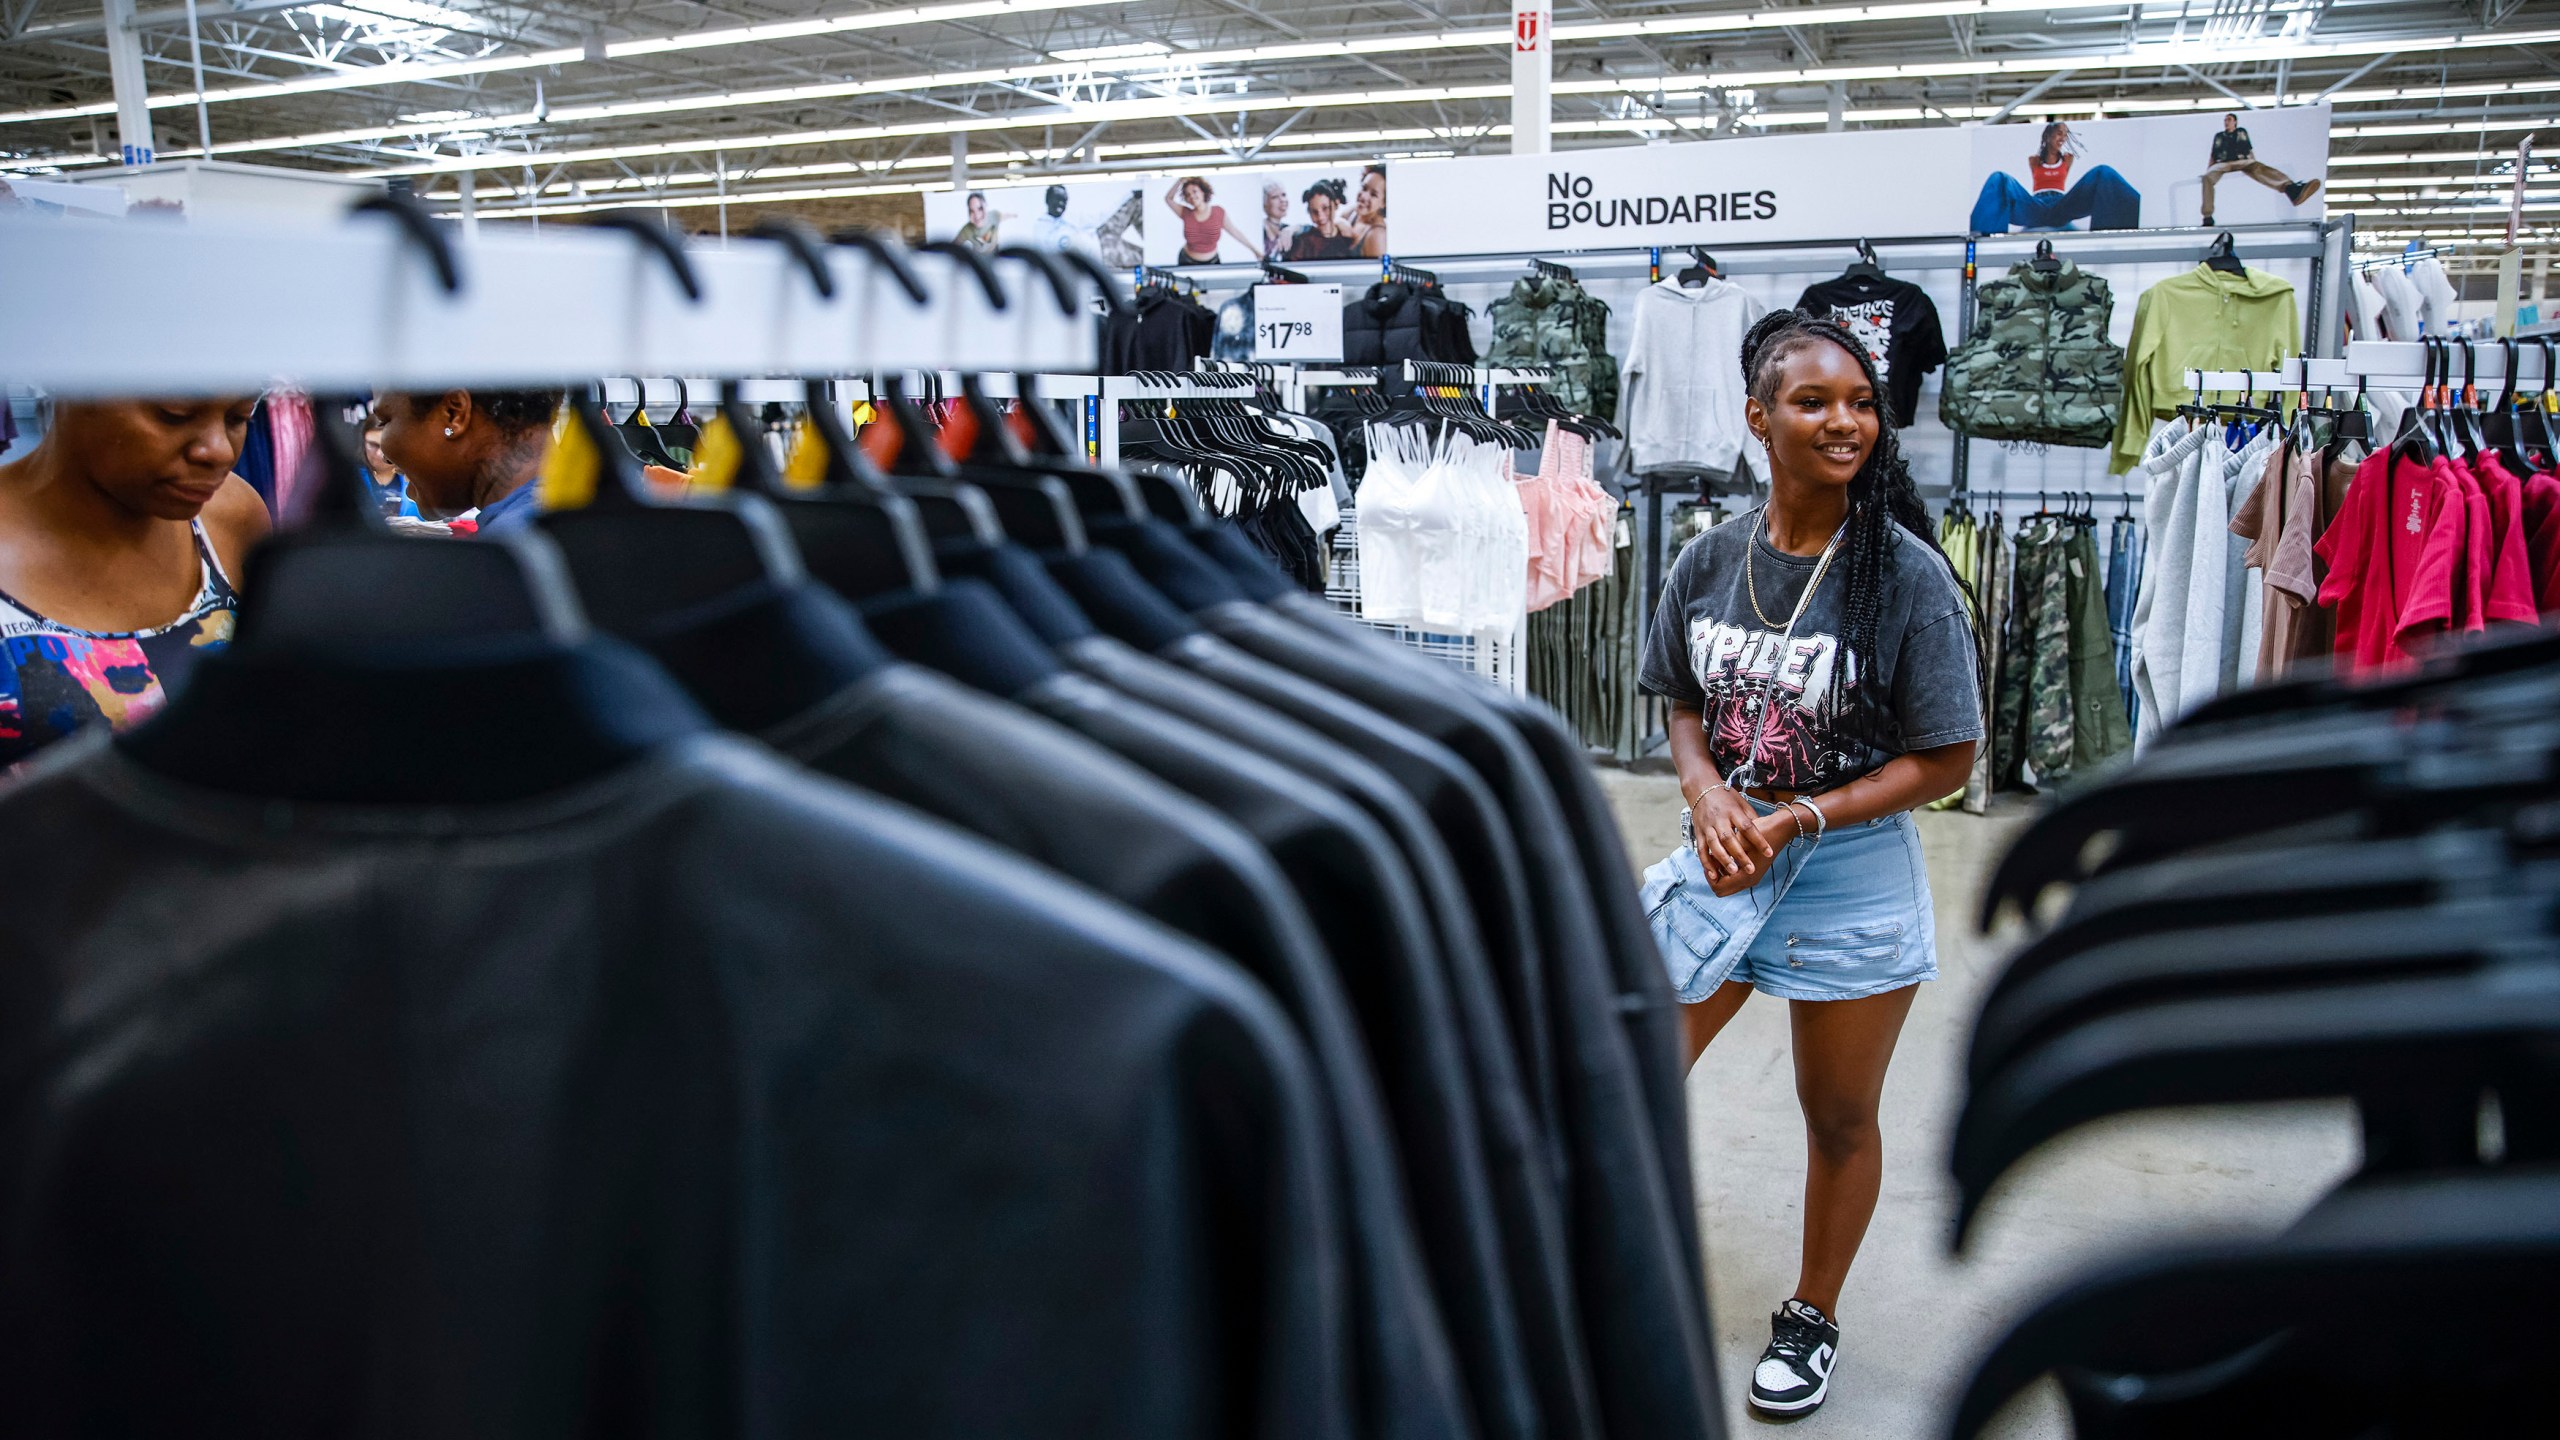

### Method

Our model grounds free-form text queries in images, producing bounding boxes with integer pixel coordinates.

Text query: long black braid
[1740,308,1974,782]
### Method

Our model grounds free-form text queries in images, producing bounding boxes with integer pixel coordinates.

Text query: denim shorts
[1644,797,1938,1004]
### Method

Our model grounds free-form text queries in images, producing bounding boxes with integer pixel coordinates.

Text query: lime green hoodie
[2109,263,2300,473]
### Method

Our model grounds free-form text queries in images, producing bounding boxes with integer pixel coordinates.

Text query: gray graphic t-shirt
[1639,509,1982,791]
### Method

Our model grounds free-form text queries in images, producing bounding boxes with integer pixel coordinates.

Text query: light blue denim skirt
[1641,797,1938,1004]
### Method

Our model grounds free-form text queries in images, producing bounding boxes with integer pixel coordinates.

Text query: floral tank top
[0,519,240,770]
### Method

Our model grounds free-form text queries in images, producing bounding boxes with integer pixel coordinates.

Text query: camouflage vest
[1939,259,2124,448]
[1488,275,1622,422]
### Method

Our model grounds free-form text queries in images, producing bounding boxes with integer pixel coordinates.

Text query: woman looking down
[0,396,268,770]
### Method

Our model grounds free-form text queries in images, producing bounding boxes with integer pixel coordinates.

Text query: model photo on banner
[1963,105,2332,232]
[2201,112,2324,225]
[1142,163,1389,266]
[1969,121,2141,233]
[924,182,1143,266]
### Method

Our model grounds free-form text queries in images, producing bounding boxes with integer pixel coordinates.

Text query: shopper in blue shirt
[360,416,420,519]
[373,388,562,533]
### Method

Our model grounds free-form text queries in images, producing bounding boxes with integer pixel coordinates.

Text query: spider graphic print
[1686,612,1864,790]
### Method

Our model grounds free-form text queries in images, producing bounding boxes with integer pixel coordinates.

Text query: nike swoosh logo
[1811,1344,1835,1378]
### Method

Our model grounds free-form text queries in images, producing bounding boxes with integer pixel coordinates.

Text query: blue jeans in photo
[1970,165,2141,233]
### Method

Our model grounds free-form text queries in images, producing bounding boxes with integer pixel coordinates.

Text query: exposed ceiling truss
[0,0,2550,254]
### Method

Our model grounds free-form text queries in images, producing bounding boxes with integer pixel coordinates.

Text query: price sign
[1252,283,1344,362]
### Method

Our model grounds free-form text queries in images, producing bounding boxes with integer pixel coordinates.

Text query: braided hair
[1740,308,1974,780]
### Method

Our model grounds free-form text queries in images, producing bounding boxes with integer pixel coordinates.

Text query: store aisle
[1595,768,2359,1437]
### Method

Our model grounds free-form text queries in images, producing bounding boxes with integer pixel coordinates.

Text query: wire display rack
[1325,505,1525,691]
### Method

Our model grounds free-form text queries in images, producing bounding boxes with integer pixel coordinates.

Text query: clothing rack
[2352,247,2438,271]
[0,212,1102,394]
[1095,371,1244,466]
[2198,342,2560,393]
[1132,264,1205,301]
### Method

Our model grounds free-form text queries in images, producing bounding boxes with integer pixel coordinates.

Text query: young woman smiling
[1638,310,1982,1417]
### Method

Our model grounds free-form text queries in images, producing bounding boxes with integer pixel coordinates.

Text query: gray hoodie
[1621,277,1766,479]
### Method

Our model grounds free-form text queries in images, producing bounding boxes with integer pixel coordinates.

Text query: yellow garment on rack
[1927,508,1979,812]
[537,401,601,511]
[783,416,831,490]
[2109,262,2299,473]
[687,414,744,492]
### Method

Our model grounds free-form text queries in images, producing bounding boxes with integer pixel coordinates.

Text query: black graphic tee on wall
[1793,274,1949,428]
[1639,510,1982,792]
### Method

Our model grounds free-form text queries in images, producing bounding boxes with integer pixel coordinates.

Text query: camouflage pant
[1994,521,2081,789]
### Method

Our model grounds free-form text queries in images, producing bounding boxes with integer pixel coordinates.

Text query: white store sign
[1389,106,2330,255]
[1392,129,1973,255]
[1252,283,1345,362]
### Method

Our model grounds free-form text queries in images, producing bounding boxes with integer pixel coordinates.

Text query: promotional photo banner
[922,164,1396,269]
[1141,164,1389,267]
[1966,104,2329,234]
[1390,106,2331,256]
[923,179,1145,267]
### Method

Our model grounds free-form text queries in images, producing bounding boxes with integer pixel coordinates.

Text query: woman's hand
[1691,786,1772,886]
[1703,806,1806,896]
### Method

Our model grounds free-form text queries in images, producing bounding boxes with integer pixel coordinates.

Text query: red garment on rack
[2464,452,2541,627]
[2315,451,2460,673]
[2441,457,2491,635]
[2525,468,2560,616]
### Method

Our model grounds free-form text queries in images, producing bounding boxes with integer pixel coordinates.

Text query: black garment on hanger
[1238,559,1710,1325]
[0,650,1347,1440]
[119,634,700,804]
[1103,291,1216,374]
[1162,534,1720,1440]
[569,560,1471,1440]
[1057,537,1594,1440]
[851,576,1484,1440]
[1344,282,1432,368]
[1794,271,1949,427]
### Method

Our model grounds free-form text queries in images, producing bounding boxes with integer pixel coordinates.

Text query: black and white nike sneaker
[1749,1299,1841,1415]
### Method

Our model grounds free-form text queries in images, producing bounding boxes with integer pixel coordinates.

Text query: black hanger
[870,372,1003,546]
[1846,238,1887,280]
[1676,246,1720,288]
[1531,256,1578,284]
[2521,336,2559,471]
[2388,337,2445,465]
[2451,338,2491,461]
[1951,1169,2560,1440]
[537,391,807,630]
[1977,634,2560,924]
[2204,230,2247,275]
[722,379,938,600]
[1969,891,2537,1100]
[2029,237,2062,274]
[612,376,684,469]
[1952,967,2560,1247]
[529,217,807,629]
[1260,257,1311,285]
[829,226,932,307]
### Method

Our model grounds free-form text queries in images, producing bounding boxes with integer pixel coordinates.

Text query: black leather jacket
[0,642,1344,1439]
[1122,520,1725,1439]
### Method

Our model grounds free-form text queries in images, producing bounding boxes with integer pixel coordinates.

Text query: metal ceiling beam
[1984,64,2072,122]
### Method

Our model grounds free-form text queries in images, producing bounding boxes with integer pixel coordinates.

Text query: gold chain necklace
[1746,510,1847,629]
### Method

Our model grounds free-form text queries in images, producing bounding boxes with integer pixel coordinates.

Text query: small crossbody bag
[1641,519,1847,1003]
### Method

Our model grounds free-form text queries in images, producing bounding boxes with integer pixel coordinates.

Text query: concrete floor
[1593,768,2361,1439]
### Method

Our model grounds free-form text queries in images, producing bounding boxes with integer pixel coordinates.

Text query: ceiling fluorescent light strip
[0,0,2408,130]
